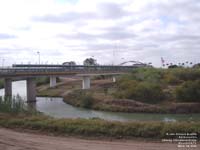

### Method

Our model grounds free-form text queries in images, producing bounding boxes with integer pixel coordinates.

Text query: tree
[168,65,179,68]
[83,58,98,66]
[193,63,200,68]
[62,61,76,66]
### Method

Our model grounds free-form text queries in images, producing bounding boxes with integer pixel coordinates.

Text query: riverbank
[0,96,199,145]
[37,78,200,114]
[0,113,199,139]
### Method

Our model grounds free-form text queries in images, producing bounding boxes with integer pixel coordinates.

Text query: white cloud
[0,0,199,66]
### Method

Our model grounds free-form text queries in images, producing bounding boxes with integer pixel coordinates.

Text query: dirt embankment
[0,128,180,150]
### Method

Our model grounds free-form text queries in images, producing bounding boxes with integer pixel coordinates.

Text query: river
[0,80,200,122]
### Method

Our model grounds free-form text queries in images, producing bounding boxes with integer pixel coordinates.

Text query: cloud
[32,2,130,23]
[32,12,97,23]
[0,33,17,39]
[0,0,200,66]
[97,2,131,19]
[57,29,136,41]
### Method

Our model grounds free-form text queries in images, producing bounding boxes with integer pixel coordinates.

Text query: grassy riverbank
[0,96,199,139]
[0,113,199,139]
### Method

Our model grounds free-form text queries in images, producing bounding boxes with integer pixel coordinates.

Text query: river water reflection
[0,80,200,122]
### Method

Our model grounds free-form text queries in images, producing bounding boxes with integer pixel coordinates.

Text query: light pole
[37,51,40,64]
[2,59,4,67]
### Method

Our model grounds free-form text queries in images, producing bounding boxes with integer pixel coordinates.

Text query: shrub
[116,79,165,104]
[164,74,180,85]
[93,75,106,80]
[0,79,4,89]
[175,80,200,102]
[129,82,165,104]
[172,68,200,81]
[80,94,94,108]
[64,90,94,108]
[36,77,50,86]
[131,68,164,83]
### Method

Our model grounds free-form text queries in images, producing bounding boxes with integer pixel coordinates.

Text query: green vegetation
[0,96,26,114]
[36,77,50,86]
[64,90,94,108]
[115,68,200,104]
[0,79,4,89]
[0,114,199,139]
[0,96,38,115]
[115,80,165,104]
[175,80,200,102]
[0,82,199,139]
[36,77,60,86]
[38,67,200,113]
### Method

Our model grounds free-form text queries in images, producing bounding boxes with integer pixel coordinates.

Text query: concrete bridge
[0,64,136,102]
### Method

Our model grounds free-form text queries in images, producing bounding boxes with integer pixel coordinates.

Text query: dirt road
[0,128,183,150]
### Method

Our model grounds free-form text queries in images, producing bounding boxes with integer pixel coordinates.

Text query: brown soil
[0,128,181,150]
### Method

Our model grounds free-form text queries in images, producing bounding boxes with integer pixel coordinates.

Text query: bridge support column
[112,76,116,83]
[50,76,57,88]
[82,76,90,89]
[4,78,12,97]
[26,78,36,102]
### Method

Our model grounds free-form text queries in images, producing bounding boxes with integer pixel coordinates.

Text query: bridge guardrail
[0,65,137,77]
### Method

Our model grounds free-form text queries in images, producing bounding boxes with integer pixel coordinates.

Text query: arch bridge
[119,60,149,67]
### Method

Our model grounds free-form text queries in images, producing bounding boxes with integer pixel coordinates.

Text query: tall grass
[0,96,27,114]
[0,115,199,139]
[0,79,4,89]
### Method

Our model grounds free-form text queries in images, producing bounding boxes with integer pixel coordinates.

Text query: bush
[129,82,165,104]
[0,79,4,89]
[171,68,200,81]
[164,74,180,85]
[36,77,50,86]
[175,80,200,102]
[115,68,200,104]
[80,94,94,108]
[64,90,94,109]
[131,68,164,83]
[116,79,165,104]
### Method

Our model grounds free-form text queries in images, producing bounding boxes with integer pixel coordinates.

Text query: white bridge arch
[119,61,148,66]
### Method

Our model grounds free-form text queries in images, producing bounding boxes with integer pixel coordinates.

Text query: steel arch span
[119,61,146,66]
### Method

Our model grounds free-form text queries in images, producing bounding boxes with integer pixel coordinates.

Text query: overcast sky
[0,0,200,67]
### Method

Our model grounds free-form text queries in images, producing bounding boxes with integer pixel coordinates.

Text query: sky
[0,0,200,67]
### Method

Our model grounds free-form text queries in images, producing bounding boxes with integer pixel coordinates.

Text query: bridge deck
[0,64,136,78]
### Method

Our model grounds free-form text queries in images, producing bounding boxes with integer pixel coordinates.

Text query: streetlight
[37,51,40,64]
[2,59,4,67]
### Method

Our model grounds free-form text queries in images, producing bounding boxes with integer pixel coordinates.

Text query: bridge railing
[0,65,136,76]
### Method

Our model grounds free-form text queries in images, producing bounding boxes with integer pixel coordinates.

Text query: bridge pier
[82,76,90,89]
[4,78,12,97]
[50,76,57,88]
[112,76,116,83]
[26,78,36,102]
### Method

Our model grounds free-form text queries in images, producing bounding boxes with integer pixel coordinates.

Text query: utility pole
[37,51,40,64]
[2,59,5,67]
